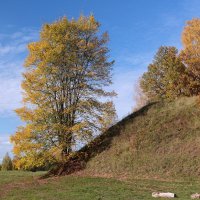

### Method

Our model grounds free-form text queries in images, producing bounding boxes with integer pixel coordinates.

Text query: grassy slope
[82,97,200,178]
[51,96,200,178]
[1,171,200,200]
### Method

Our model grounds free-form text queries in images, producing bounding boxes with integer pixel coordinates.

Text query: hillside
[49,96,200,179]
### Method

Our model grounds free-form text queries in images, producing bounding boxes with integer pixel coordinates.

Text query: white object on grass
[152,192,176,198]
[191,193,200,199]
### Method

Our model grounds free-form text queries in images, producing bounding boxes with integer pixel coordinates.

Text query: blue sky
[0,0,200,161]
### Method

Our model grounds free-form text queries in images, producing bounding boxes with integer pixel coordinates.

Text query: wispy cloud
[0,74,22,115]
[0,28,38,161]
[0,135,12,161]
[155,0,200,49]
[182,0,200,17]
[0,136,11,145]
[0,28,38,116]
[113,52,153,119]
[119,52,153,68]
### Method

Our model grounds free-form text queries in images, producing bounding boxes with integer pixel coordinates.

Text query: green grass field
[0,171,199,200]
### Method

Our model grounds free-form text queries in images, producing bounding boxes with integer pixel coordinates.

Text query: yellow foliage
[11,15,116,169]
[180,18,200,95]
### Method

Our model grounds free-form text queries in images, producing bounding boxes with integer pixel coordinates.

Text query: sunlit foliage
[11,15,116,169]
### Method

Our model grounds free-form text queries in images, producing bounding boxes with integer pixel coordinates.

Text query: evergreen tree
[2,153,13,171]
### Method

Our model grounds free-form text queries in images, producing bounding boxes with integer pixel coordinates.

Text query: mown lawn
[0,171,199,200]
[0,171,45,186]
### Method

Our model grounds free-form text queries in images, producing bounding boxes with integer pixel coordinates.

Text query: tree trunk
[61,133,73,162]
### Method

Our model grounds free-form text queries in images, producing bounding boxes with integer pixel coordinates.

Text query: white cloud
[0,135,13,162]
[0,28,38,116]
[0,75,22,115]
[0,28,38,161]
[0,136,11,145]
[120,53,153,67]
[112,53,153,119]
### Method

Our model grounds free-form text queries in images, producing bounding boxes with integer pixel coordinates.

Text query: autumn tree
[2,153,13,171]
[11,15,116,169]
[133,79,148,111]
[140,46,188,101]
[180,18,200,95]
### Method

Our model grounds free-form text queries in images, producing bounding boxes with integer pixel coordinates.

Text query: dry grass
[47,96,200,180]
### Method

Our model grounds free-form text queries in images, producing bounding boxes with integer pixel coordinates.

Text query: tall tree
[180,18,200,95]
[11,15,116,169]
[140,46,188,101]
